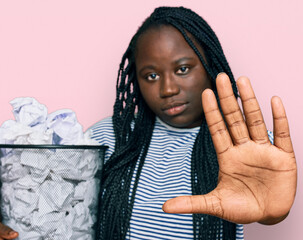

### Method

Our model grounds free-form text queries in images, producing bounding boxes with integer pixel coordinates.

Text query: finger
[216,73,250,145]
[202,88,233,155]
[162,193,223,217]
[0,223,18,239]
[237,76,269,144]
[271,96,294,153]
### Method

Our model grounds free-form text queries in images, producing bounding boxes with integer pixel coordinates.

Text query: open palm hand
[162,73,297,225]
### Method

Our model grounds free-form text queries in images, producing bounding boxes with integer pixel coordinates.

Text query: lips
[162,102,188,116]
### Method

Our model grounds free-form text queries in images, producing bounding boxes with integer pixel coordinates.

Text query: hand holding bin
[0,144,107,240]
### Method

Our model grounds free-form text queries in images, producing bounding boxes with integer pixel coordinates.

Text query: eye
[176,66,189,75]
[146,73,160,81]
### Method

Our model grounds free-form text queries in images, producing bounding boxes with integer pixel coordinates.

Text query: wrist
[258,212,289,225]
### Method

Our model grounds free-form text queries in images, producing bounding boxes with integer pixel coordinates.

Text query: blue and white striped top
[88,116,245,240]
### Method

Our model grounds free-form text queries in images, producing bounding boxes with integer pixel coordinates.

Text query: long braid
[97,6,238,240]
[97,38,156,239]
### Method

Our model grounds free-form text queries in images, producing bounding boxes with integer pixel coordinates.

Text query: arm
[162,73,297,225]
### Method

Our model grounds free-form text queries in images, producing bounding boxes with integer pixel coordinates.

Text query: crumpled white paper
[47,109,84,145]
[10,97,48,128]
[0,97,102,239]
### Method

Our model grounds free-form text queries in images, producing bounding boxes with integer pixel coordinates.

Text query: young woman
[0,6,296,240]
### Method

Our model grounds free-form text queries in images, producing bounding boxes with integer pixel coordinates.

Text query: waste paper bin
[0,144,107,240]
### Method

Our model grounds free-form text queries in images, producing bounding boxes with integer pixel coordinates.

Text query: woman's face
[135,25,211,128]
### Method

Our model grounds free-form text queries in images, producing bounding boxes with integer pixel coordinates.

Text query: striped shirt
[88,116,245,239]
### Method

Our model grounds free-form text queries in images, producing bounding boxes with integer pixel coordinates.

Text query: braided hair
[97,6,238,240]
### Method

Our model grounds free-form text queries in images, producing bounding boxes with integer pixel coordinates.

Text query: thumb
[162,193,223,217]
[0,223,18,239]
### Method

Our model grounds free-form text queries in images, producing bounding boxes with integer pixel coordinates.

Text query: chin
[164,117,202,129]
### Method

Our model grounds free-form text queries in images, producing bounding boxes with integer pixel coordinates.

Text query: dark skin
[136,26,296,225]
[0,224,17,240]
[0,25,297,239]
[135,26,212,128]
[163,74,296,225]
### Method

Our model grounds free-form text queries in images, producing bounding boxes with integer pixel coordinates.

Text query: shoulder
[86,117,115,160]
[87,116,114,139]
[86,116,116,161]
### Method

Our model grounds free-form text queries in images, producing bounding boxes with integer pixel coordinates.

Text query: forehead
[135,25,201,61]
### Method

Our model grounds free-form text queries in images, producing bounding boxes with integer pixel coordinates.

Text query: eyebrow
[174,57,196,65]
[138,65,156,76]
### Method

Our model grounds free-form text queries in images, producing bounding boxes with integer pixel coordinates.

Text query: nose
[160,73,180,98]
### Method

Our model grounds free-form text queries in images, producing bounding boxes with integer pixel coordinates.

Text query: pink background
[0,0,302,239]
